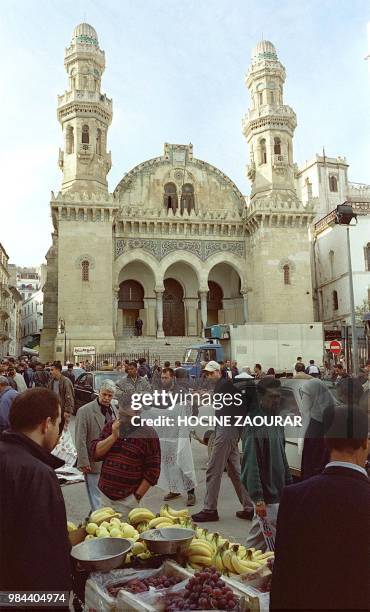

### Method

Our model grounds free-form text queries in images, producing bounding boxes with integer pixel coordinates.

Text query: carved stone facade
[40,28,316,362]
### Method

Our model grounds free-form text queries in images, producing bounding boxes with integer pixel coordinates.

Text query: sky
[1,0,369,266]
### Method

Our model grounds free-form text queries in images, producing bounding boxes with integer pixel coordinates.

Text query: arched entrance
[207,281,223,325]
[118,280,144,336]
[163,278,185,336]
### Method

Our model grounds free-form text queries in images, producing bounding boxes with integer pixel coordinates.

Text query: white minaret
[57,23,113,193]
[243,40,297,200]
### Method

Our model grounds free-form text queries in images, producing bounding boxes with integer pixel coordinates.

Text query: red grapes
[165,567,240,611]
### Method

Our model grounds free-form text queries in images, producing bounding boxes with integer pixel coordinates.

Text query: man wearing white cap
[192,361,254,522]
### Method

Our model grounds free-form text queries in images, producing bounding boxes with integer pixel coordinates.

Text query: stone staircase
[115,336,203,365]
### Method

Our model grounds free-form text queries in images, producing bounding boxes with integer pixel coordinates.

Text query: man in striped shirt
[91,396,161,513]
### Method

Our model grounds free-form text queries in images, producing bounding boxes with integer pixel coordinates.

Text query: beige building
[41,26,315,362]
[0,245,22,357]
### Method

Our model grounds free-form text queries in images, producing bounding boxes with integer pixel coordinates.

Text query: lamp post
[334,204,359,375]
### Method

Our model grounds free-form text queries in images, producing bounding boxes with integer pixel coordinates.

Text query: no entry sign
[330,340,342,355]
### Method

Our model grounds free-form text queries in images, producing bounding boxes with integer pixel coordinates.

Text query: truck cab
[182,340,224,379]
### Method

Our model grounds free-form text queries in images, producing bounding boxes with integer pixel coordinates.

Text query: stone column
[199,291,208,335]
[241,291,249,323]
[155,290,165,338]
[113,286,119,337]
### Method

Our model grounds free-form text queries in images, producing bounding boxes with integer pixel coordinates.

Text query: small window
[258,92,263,105]
[164,183,178,212]
[259,139,267,165]
[81,260,89,282]
[274,137,281,155]
[82,125,89,144]
[333,290,338,310]
[181,184,195,214]
[329,175,338,192]
[365,243,370,271]
[283,265,290,285]
[269,91,274,104]
[66,126,74,154]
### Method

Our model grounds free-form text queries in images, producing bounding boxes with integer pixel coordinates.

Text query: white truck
[183,322,324,376]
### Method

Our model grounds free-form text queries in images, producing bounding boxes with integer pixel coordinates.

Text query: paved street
[62,417,252,545]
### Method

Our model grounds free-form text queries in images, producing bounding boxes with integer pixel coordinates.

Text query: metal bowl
[139,528,195,555]
[71,538,132,572]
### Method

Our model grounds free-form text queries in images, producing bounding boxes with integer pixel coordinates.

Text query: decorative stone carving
[115,238,245,261]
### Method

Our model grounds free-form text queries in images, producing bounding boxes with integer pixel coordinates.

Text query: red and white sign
[330,340,342,355]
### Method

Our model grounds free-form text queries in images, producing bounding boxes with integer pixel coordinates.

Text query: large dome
[251,40,278,62]
[72,23,99,46]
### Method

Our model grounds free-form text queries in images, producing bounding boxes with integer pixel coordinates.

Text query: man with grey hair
[75,380,118,511]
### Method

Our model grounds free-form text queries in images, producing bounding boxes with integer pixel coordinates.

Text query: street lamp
[334,203,359,375]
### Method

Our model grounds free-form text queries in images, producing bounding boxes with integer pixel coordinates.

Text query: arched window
[259,139,267,165]
[66,126,74,154]
[274,137,281,155]
[283,265,290,285]
[269,91,274,104]
[364,243,370,271]
[329,175,338,192]
[81,260,89,282]
[332,290,339,310]
[164,183,178,213]
[82,125,89,144]
[96,128,102,155]
[258,92,263,105]
[181,184,195,213]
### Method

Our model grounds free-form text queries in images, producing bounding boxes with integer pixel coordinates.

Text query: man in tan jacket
[75,381,118,511]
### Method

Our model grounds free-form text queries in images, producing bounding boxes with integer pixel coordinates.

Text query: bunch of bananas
[185,538,215,570]
[127,507,156,527]
[128,504,190,530]
[214,543,274,575]
[89,506,122,524]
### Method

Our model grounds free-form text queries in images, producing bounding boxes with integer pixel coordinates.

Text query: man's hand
[255,501,267,518]
[79,466,92,474]
[112,419,120,440]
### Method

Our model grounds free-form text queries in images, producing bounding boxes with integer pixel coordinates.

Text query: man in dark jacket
[0,388,71,593]
[48,361,74,432]
[270,403,370,611]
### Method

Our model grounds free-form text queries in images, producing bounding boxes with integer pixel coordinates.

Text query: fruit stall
[68,505,273,611]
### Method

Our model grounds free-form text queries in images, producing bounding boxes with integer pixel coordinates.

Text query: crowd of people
[0,351,369,609]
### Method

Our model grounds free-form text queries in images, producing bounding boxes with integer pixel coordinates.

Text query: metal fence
[93,351,161,370]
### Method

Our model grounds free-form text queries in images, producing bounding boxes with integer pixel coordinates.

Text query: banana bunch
[159,504,189,520]
[89,507,122,524]
[212,543,274,575]
[186,538,214,570]
[128,507,156,526]
[147,515,178,529]
[135,521,150,533]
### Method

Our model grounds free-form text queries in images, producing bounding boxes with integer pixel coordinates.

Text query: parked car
[73,370,123,412]
[62,366,85,381]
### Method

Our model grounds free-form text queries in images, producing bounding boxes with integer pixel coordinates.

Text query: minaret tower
[57,23,112,193]
[242,41,315,324]
[243,40,297,200]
